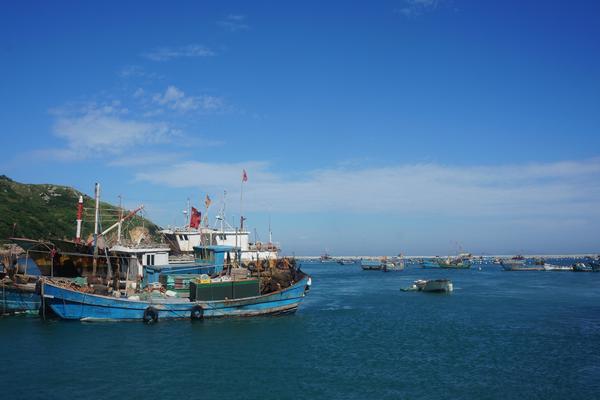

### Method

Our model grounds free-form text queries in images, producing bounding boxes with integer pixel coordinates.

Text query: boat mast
[117,194,123,244]
[92,182,100,276]
[185,197,190,228]
[75,195,83,243]
[221,190,226,234]
[269,214,272,244]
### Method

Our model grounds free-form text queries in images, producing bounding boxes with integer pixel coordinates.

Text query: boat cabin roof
[193,245,236,253]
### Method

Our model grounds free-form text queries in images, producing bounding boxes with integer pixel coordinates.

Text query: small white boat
[402,279,453,293]
[543,264,572,271]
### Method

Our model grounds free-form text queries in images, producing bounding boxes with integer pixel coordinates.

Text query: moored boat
[421,254,472,269]
[500,259,544,271]
[572,262,593,272]
[40,271,310,322]
[420,259,441,269]
[1,276,40,315]
[39,249,311,322]
[360,259,382,270]
[542,263,573,271]
[382,257,405,272]
[402,279,453,293]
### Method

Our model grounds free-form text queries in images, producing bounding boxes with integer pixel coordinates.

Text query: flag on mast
[242,169,248,182]
[204,194,212,209]
[189,207,201,229]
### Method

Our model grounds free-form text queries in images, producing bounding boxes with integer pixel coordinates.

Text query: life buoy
[190,305,204,321]
[143,306,158,324]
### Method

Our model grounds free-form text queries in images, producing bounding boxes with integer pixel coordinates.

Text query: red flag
[242,169,248,182]
[189,207,201,229]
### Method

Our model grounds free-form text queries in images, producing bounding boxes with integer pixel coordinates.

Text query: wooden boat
[39,262,311,322]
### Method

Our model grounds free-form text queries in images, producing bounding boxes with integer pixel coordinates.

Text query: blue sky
[1,0,599,255]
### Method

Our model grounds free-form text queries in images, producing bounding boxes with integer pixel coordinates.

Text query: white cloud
[142,44,215,61]
[134,158,600,220]
[108,152,188,167]
[118,65,160,80]
[395,0,441,17]
[217,14,249,32]
[151,86,225,112]
[51,103,176,157]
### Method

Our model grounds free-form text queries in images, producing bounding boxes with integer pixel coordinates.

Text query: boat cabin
[193,245,236,269]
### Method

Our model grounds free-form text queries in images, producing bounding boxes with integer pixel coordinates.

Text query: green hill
[0,175,160,242]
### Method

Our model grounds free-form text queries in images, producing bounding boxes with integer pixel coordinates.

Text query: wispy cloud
[118,65,161,80]
[142,44,215,61]
[108,152,188,167]
[134,159,600,220]
[151,86,225,113]
[48,102,176,159]
[217,14,249,32]
[395,0,441,17]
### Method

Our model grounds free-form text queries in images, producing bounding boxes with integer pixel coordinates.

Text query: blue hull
[41,275,311,321]
[1,284,41,315]
[421,261,440,269]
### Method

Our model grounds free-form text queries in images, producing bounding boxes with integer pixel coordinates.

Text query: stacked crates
[189,279,260,301]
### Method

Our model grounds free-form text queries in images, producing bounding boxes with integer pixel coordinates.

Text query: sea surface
[2,260,600,400]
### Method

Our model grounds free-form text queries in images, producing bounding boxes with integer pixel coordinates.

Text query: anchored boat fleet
[1,181,311,321]
[2,180,599,319]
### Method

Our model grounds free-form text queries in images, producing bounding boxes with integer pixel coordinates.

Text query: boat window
[146,254,155,266]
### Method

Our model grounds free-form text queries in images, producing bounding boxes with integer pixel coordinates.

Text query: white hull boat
[543,264,572,271]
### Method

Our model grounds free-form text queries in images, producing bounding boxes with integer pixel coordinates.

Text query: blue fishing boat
[39,244,311,322]
[40,272,310,322]
[420,259,441,269]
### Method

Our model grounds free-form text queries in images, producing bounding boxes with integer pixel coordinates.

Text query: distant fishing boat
[402,279,453,293]
[542,264,573,271]
[572,258,600,272]
[420,259,441,269]
[159,198,279,262]
[438,257,472,269]
[320,251,333,263]
[421,254,471,269]
[337,259,356,265]
[382,257,405,272]
[572,262,593,272]
[360,259,381,270]
[500,259,544,271]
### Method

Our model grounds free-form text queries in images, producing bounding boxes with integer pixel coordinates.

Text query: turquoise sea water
[1,261,600,399]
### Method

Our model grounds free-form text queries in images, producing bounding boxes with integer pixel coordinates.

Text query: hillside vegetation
[0,175,160,242]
